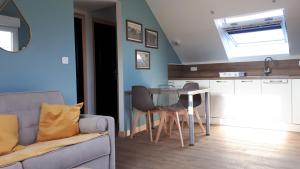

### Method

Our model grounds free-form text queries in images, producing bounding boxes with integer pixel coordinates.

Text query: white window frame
[214,9,290,60]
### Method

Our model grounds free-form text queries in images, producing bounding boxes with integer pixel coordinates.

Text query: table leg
[205,92,211,136]
[188,94,195,146]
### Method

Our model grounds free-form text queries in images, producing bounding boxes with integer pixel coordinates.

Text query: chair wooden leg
[163,116,169,135]
[181,116,185,129]
[147,111,153,142]
[155,112,166,144]
[195,109,206,133]
[131,111,141,139]
[169,116,175,137]
[184,112,189,128]
[175,112,184,147]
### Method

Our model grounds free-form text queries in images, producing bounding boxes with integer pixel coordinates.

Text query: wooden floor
[116,125,300,169]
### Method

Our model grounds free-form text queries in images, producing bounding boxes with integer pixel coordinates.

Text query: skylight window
[225,9,284,24]
[215,9,289,59]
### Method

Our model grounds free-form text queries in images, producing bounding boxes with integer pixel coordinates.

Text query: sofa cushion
[37,103,83,142]
[0,91,64,145]
[0,115,19,155]
[79,116,108,134]
[0,162,23,169]
[22,135,110,169]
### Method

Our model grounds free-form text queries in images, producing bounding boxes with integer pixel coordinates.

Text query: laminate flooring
[116,125,300,169]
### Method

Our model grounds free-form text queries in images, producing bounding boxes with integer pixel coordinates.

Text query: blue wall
[121,0,181,130]
[0,0,77,104]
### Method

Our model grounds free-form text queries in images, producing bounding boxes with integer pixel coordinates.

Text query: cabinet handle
[216,80,228,83]
[241,80,253,83]
[263,79,288,84]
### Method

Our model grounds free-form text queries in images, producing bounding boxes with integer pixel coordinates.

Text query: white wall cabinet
[292,79,300,124]
[209,80,235,118]
[261,79,292,124]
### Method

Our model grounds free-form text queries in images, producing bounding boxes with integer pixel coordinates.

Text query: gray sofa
[0,91,115,169]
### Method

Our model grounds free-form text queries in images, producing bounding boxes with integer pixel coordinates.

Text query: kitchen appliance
[219,72,246,77]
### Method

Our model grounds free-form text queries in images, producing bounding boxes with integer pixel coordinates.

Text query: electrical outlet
[62,57,69,64]
[190,66,197,71]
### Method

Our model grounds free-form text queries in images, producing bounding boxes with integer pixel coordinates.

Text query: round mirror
[0,0,31,52]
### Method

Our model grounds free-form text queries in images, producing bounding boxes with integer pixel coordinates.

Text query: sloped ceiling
[146,0,300,64]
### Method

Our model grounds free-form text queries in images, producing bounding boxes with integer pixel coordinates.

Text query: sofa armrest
[79,114,115,169]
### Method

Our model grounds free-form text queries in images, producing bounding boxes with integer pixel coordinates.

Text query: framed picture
[135,50,150,69]
[126,20,143,43]
[145,28,158,49]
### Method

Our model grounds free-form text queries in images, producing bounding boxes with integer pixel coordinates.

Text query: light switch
[62,57,69,64]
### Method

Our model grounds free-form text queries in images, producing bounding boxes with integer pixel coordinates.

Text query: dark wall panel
[168,59,300,79]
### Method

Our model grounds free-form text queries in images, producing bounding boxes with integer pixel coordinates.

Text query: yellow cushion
[0,114,19,155]
[37,103,83,142]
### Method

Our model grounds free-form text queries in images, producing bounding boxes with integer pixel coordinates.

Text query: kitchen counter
[169,76,300,80]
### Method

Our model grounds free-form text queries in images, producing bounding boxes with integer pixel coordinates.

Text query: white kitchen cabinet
[261,79,292,124]
[168,80,209,116]
[194,80,210,116]
[168,80,186,88]
[169,80,209,89]
[209,80,235,118]
[292,79,300,124]
[235,80,261,95]
[233,80,263,125]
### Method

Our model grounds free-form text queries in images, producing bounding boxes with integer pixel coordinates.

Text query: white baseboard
[119,117,300,137]
[206,117,300,132]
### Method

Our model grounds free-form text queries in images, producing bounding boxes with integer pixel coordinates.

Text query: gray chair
[130,86,161,142]
[155,83,206,147]
[154,84,187,147]
[179,82,206,132]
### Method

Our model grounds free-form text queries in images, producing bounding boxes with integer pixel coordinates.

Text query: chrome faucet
[264,57,273,76]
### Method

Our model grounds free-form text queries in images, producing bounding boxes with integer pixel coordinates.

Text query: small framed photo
[145,28,158,49]
[135,50,150,69]
[126,20,143,43]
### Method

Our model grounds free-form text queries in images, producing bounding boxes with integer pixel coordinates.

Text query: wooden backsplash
[168,59,300,79]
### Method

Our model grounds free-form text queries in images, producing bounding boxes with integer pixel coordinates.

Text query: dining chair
[155,82,206,147]
[155,85,187,147]
[179,82,206,132]
[130,86,161,142]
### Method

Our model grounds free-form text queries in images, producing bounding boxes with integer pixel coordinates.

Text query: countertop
[169,76,300,80]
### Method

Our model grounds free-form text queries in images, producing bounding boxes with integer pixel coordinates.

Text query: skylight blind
[224,21,282,34]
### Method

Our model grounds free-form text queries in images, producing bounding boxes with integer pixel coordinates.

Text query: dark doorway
[94,21,119,132]
[74,16,85,113]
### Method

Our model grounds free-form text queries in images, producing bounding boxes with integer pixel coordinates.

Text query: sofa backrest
[0,91,64,145]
